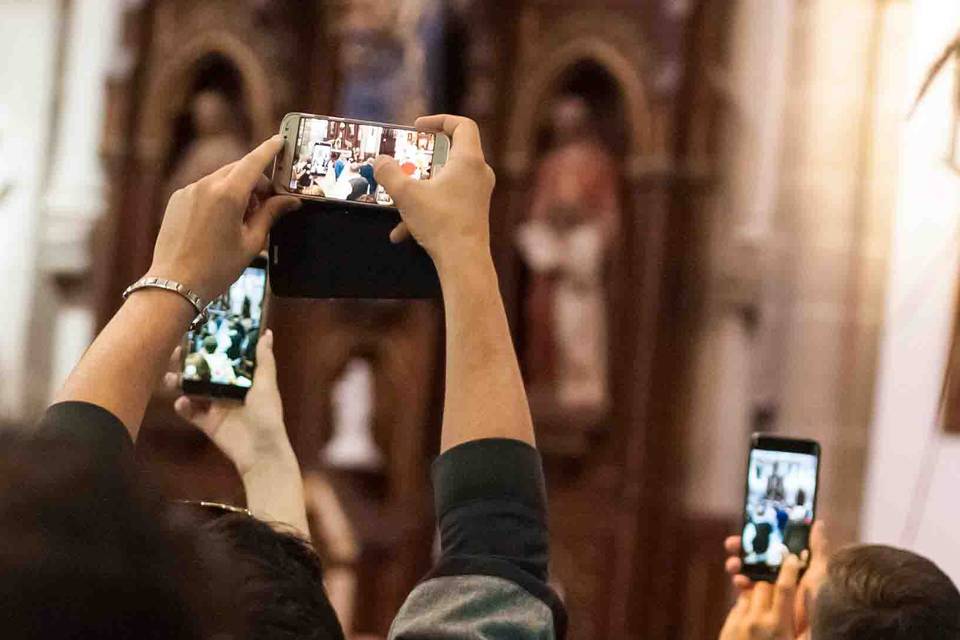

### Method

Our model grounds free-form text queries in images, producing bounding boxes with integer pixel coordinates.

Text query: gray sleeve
[388,575,556,640]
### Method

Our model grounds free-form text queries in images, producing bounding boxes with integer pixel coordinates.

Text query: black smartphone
[181,256,268,400]
[740,434,821,582]
[268,200,441,299]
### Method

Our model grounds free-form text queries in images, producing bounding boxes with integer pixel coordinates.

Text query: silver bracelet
[122,277,208,330]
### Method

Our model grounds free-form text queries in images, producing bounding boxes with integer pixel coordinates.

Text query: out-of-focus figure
[167,90,247,191]
[323,358,384,472]
[515,95,619,420]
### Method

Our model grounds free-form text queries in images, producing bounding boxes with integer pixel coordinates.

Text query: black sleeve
[425,437,566,636]
[36,401,134,462]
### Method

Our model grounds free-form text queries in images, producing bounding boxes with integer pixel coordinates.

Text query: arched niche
[503,33,658,179]
[136,32,276,165]
[498,21,666,458]
[507,56,635,446]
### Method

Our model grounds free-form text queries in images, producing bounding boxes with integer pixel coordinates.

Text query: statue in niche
[166,90,248,192]
[515,95,620,420]
[323,357,384,471]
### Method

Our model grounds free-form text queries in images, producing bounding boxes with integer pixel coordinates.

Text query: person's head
[203,336,218,353]
[191,90,234,137]
[550,95,591,139]
[0,433,204,639]
[812,545,960,640]
[190,512,345,640]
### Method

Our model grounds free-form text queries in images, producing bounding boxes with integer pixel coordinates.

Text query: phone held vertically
[272,112,451,208]
[740,434,821,582]
[181,256,268,400]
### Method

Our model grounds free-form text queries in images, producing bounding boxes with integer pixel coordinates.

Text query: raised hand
[374,115,495,270]
[149,136,301,302]
[165,330,309,537]
[719,552,802,640]
[723,521,831,638]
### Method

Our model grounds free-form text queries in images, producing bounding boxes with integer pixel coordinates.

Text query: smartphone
[739,434,821,582]
[181,256,268,400]
[272,113,451,208]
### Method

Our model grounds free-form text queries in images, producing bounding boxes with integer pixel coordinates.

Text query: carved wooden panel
[95,1,732,637]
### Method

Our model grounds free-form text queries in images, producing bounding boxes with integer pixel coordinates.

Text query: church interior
[2,0,960,638]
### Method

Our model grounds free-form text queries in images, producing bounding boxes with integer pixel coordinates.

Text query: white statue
[515,96,619,417]
[323,358,384,471]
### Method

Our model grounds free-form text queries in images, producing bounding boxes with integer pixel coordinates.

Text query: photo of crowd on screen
[741,452,816,567]
[183,270,265,388]
[290,118,435,206]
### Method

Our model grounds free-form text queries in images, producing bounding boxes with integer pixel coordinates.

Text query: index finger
[414,114,484,161]
[724,535,742,555]
[773,554,801,621]
[228,135,284,191]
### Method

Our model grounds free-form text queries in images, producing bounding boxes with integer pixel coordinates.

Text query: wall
[0,0,120,422]
[862,0,960,584]
[0,0,60,421]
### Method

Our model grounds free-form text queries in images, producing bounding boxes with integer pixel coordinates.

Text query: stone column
[766,0,894,545]
[0,0,61,421]
[682,0,795,515]
[29,0,123,410]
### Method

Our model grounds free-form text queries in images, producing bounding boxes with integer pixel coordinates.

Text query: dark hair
[0,433,202,640]
[814,544,960,640]
[196,514,345,640]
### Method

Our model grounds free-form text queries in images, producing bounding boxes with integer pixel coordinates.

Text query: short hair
[196,513,345,640]
[0,433,203,639]
[813,544,960,640]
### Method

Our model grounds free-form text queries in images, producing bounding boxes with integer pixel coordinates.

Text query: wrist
[123,286,196,325]
[433,242,496,283]
[238,443,301,482]
[145,263,215,304]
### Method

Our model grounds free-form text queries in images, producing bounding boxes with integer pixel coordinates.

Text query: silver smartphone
[272,112,451,209]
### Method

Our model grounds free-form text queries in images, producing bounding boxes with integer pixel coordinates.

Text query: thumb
[246,195,301,246]
[174,395,226,436]
[390,221,411,244]
[374,155,414,208]
[251,329,278,392]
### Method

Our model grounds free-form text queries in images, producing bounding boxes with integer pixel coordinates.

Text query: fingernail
[264,329,273,345]
[290,199,303,210]
[271,134,282,142]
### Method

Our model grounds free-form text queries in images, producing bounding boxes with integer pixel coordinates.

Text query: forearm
[435,247,535,453]
[55,290,194,439]
[241,450,310,539]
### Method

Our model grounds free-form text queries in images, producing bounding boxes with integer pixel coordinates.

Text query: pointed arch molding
[503,11,670,180]
[136,31,276,162]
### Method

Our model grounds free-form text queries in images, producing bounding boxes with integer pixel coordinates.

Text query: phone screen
[741,440,819,578]
[287,116,437,205]
[182,260,267,398]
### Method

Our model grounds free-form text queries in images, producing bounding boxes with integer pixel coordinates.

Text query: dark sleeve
[387,438,566,639]
[36,401,134,462]
[432,438,549,580]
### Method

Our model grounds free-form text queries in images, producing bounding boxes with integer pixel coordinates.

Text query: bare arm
[56,291,195,435]
[53,136,299,439]
[375,114,534,452]
[435,249,534,451]
[169,331,310,537]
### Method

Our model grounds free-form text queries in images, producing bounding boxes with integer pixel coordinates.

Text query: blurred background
[2,0,960,637]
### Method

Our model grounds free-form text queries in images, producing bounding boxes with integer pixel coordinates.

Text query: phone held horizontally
[739,433,821,582]
[271,112,450,209]
[181,256,268,400]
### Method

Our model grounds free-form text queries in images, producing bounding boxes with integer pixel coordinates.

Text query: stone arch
[136,31,275,162]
